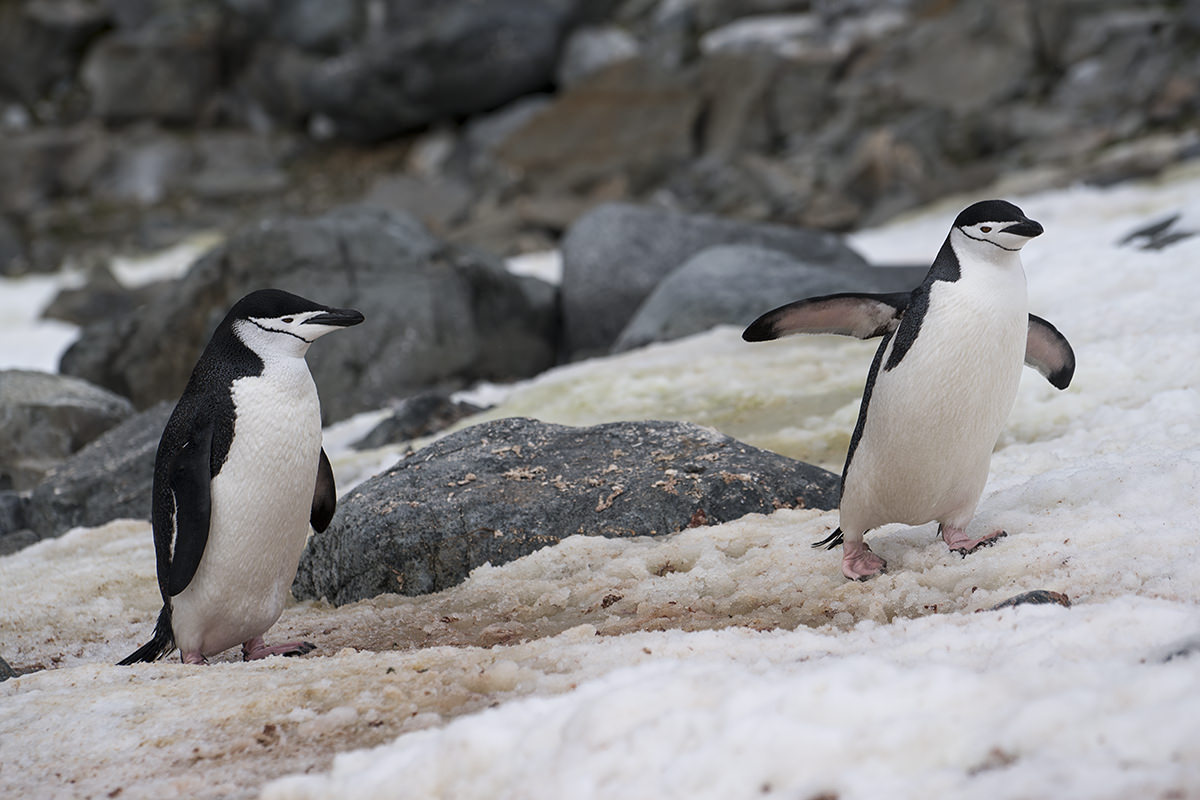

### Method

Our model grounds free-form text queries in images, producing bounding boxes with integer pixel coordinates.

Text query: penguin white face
[226,289,365,358]
[952,199,1043,253]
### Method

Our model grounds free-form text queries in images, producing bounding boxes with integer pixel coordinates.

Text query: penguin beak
[1002,218,1044,238]
[303,307,365,327]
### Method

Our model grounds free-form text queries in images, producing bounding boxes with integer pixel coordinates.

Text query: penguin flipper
[166,416,214,597]
[311,447,337,533]
[1025,314,1076,390]
[743,292,909,342]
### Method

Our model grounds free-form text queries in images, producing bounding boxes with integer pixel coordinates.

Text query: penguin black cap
[229,289,364,327]
[954,200,1044,238]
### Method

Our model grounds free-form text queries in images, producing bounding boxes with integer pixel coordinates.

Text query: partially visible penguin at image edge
[120,289,364,665]
[744,200,1075,581]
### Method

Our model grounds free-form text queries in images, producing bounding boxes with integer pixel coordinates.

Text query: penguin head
[951,200,1043,253]
[226,289,365,358]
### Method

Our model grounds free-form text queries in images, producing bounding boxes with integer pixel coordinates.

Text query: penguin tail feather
[811,527,845,550]
[118,606,175,665]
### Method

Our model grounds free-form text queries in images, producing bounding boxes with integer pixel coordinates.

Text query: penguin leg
[940,523,1007,555]
[840,530,887,581]
[241,636,316,661]
[181,651,208,665]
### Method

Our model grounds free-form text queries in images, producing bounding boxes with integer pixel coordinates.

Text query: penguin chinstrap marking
[119,289,364,665]
[743,200,1075,581]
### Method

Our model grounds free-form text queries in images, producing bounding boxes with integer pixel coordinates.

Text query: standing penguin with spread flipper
[120,289,364,664]
[744,200,1074,581]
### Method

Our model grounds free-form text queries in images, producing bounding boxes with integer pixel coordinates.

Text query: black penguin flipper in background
[1025,315,1076,390]
[310,448,337,533]
[742,292,910,342]
[117,605,175,665]
[166,416,214,597]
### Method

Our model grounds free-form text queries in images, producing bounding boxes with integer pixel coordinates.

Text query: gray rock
[0,655,15,682]
[559,202,869,357]
[0,529,38,557]
[556,24,640,88]
[294,416,840,604]
[990,590,1071,610]
[0,214,25,276]
[352,391,485,450]
[25,402,171,540]
[270,0,363,53]
[493,57,702,192]
[0,371,135,492]
[614,245,927,352]
[81,25,221,124]
[0,126,111,217]
[304,0,581,141]
[60,205,558,423]
[41,266,164,327]
[0,0,111,110]
[0,490,27,535]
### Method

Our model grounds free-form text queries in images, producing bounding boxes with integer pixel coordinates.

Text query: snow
[4,164,1200,799]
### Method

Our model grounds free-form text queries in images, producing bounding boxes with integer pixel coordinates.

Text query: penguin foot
[241,637,317,661]
[181,651,208,665]
[842,541,887,581]
[941,525,1007,555]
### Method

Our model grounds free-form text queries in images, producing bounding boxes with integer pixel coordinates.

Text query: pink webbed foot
[842,540,887,581]
[181,651,208,665]
[241,636,316,662]
[941,524,1007,555]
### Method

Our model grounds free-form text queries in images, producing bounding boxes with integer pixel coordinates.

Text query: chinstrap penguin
[120,289,364,664]
[743,200,1075,580]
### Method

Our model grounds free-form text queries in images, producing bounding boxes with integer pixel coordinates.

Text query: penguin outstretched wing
[311,448,337,533]
[1026,315,1075,390]
[166,416,214,597]
[742,292,910,342]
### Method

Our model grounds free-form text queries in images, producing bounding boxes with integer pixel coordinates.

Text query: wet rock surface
[295,417,841,605]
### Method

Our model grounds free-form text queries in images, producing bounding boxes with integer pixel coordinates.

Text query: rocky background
[2,0,1199,557]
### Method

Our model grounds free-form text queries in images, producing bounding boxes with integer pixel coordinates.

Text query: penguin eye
[980,226,992,233]
[282,317,294,324]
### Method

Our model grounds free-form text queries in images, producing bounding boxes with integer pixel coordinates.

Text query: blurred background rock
[1,0,1197,543]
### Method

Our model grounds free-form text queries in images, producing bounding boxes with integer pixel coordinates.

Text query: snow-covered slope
[3,165,1200,800]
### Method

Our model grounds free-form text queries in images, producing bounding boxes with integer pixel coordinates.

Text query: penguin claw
[241,637,317,661]
[943,527,1007,555]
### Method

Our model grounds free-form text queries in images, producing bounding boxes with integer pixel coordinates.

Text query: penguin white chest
[171,357,322,657]
[843,261,1028,529]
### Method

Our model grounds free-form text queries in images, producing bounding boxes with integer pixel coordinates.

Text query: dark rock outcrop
[613,245,927,352]
[304,0,586,142]
[59,205,558,423]
[25,403,171,541]
[352,391,485,450]
[294,417,840,604]
[0,370,135,491]
[560,203,869,357]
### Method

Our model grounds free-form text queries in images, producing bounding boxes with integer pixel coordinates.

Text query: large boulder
[25,403,171,541]
[613,245,927,352]
[59,205,559,423]
[559,203,870,357]
[304,0,584,142]
[294,416,840,604]
[0,371,135,491]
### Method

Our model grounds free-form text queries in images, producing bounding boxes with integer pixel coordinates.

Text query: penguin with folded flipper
[120,289,363,664]
[744,200,1074,580]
